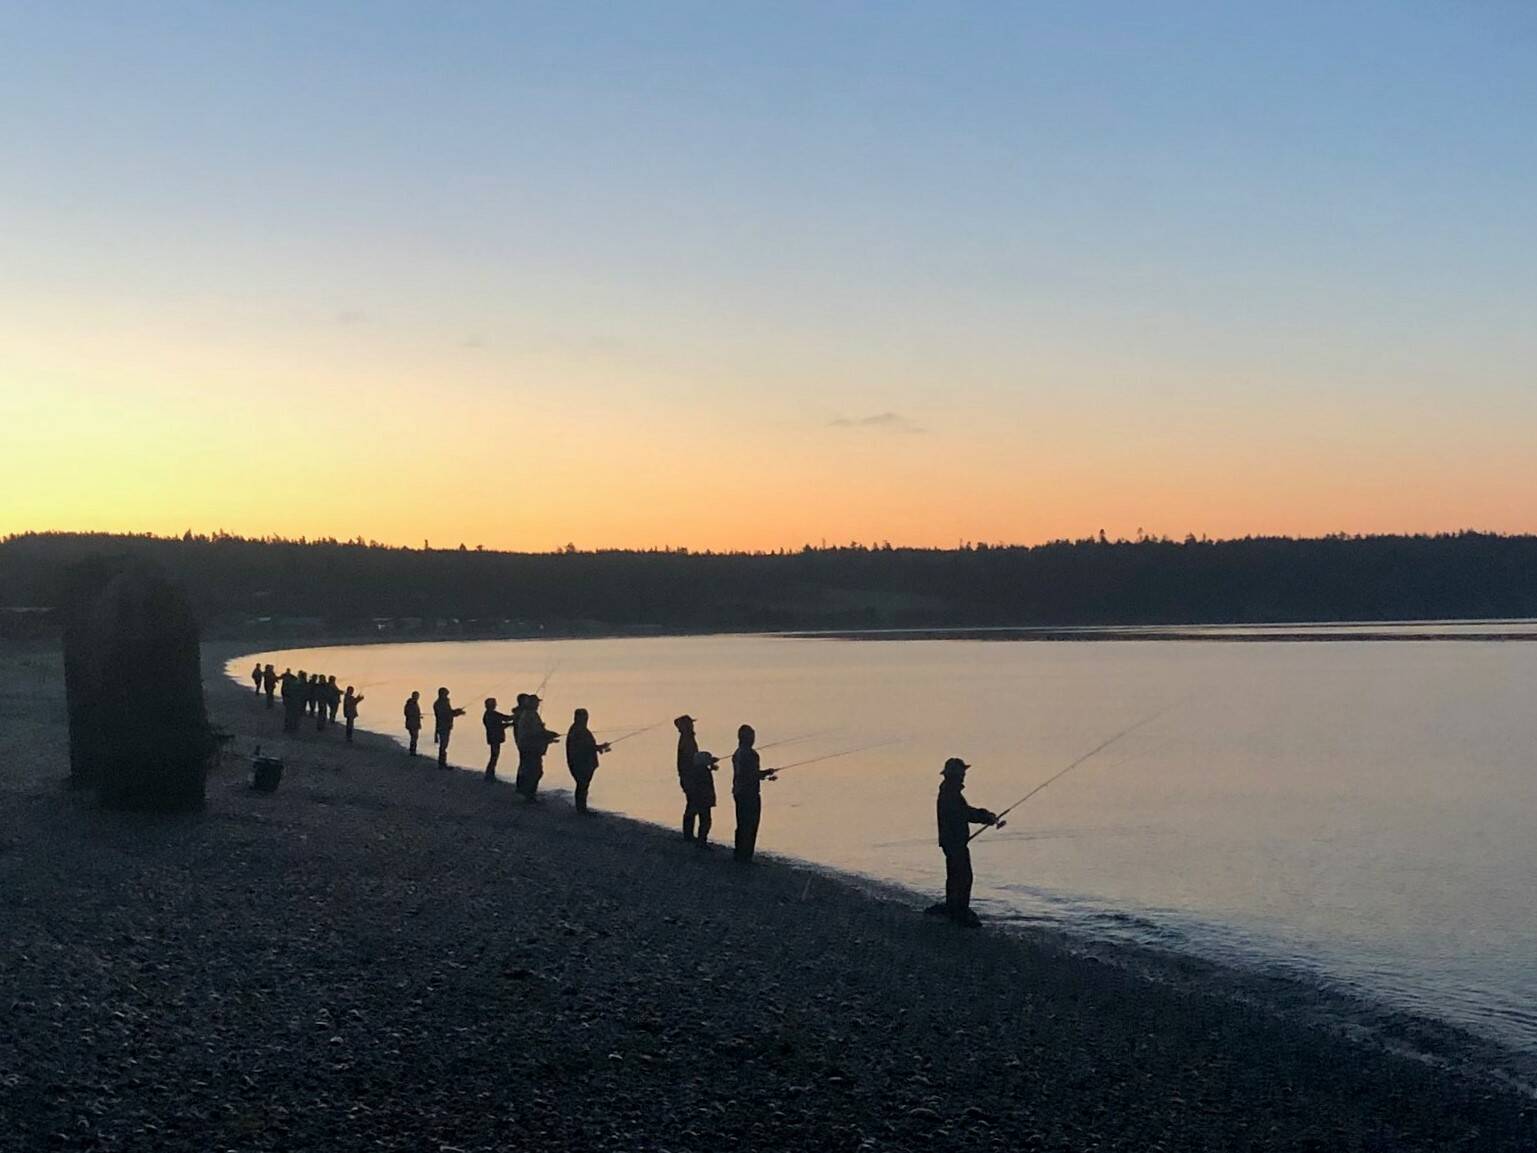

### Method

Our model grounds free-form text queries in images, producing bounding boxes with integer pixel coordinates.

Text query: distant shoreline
[787,625,1537,642]
[217,619,1537,657]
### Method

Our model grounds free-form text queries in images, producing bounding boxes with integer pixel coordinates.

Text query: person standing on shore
[675,715,699,840]
[251,663,263,696]
[514,693,560,800]
[482,697,515,781]
[931,758,998,928]
[682,749,719,848]
[342,686,364,743]
[433,688,465,769]
[326,676,342,726]
[403,691,423,756]
[315,675,329,732]
[282,669,304,733]
[730,724,776,863]
[564,708,609,814]
[262,664,278,709]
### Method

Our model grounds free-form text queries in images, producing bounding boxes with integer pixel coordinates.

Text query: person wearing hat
[730,724,777,863]
[932,758,998,927]
[564,708,611,813]
[514,692,560,799]
[482,696,516,780]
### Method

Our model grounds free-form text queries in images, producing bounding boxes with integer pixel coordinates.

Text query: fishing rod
[601,721,664,746]
[478,664,546,705]
[968,704,1175,844]
[533,662,560,698]
[866,732,1179,851]
[767,737,907,775]
[757,728,839,752]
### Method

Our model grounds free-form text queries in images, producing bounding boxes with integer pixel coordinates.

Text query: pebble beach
[1,642,1533,1151]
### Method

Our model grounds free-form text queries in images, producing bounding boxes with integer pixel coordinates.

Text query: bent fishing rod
[478,660,559,706]
[968,704,1176,844]
[533,661,560,698]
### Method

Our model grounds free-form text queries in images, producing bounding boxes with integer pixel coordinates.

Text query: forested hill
[3,531,1535,639]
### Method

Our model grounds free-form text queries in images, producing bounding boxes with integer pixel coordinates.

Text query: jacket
[937,778,993,852]
[732,746,764,800]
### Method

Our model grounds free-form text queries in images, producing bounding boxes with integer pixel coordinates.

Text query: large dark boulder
[62,559,213,811]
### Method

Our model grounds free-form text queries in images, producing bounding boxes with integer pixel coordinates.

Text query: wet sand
[1,642,1532,1151]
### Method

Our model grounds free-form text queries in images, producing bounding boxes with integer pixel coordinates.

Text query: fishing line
[757,728,839,752]
[601,721,664,746]
[968,703,1178,844]
[768,736,907,775]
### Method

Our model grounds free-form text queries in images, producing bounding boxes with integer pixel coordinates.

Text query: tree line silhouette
[3,530,1535,637]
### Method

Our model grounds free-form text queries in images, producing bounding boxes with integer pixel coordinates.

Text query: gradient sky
[3,2,1535,551]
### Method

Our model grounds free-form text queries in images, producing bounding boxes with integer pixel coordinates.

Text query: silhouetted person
[326,675,341,724]
[314,675,329,732]
[281,669,303,733]
[343,686,363,743]
[931,758,998,928]
[251,663,263,696]
[682,749,718,848]
[433,688,465,768]
[514,693,560,799]
[303,673,316,716]
[565,708,609,814]
[262,664,278,709]
[675,715,699,839]
[482,697,514,781]
[731,724,776,863]
[404,691,422,756]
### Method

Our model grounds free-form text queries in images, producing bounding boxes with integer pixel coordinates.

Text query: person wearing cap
[730,724,777,863]
[682,749,719,847]
[342,686,364,743]
[433,688,466,769]
[932,758,998,927]
[565,708,610,814]
[514,692,560,799]
[482,696,516,780]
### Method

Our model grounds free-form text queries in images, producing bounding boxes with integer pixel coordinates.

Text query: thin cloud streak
[829,412,926,434]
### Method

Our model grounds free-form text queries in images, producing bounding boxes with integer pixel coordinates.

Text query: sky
[2,1,1535,551]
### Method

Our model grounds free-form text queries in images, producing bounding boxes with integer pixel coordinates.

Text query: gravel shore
[2,643,1533,1151]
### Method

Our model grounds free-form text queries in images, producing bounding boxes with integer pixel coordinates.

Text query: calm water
[230,630,1537,1057]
